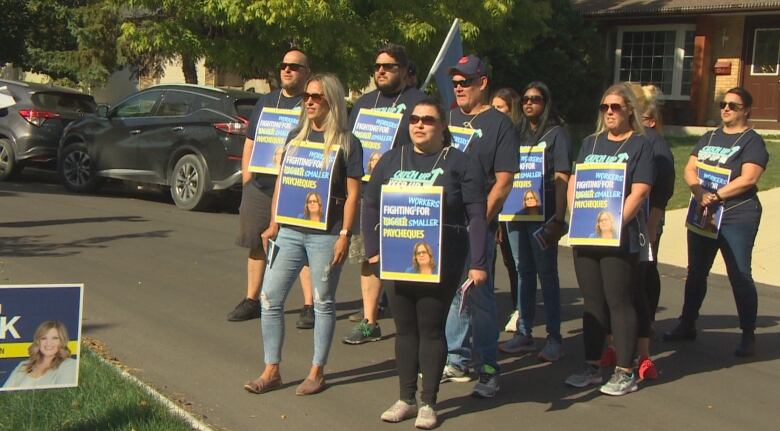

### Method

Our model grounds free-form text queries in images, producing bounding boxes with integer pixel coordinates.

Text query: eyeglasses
[522,95,544,105]
[303,92,325,103]
[719,101,744,111]
[279,62,306,72]
[409,115,439,126]
[452,78,476,88]
[415,250,429,256]
[374,63,400,72]
[524,195,537,201]
[307,199,320,204]
[599,103,625,113]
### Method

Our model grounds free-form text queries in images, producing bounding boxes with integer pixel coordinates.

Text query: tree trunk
[181,54,198,84]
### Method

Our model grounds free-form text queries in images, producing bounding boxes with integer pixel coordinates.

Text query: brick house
[571,0,780,129]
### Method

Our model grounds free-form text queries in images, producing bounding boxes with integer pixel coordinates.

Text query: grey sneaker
[440,364,471,383]
[415,404,438,429]
[381,400,417,423]
[471,370,499,398]
[295,305,314,329]
[227,298,260,321]
[342,319,382,345]
[565,363,602,388]
[600,368,638,396]
[537,337,564,362]
[499,333,535,353]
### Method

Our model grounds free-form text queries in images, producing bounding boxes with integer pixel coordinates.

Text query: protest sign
[568,163,626,247]
[686,162,731,239]
[274,141,340,230]
[380,185,443,283]
[0,284,83,391]
[500,146,545,222]
[448,126,476,151]
[248,108,300,174]
[351,109,403,181]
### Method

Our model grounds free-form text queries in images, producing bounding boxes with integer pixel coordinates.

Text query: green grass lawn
[0,345,194,431]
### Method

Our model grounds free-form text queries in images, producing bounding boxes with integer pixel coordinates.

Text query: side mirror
[97,104,110,118]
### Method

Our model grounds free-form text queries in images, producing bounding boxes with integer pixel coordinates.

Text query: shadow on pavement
[0,230,173,257]
[0,216,147,229]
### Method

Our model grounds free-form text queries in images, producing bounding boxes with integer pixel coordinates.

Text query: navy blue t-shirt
[348,86,427,149]
[448,107,520,193]
[247,89,303,189]
[280,130,364,235]
[575,132,654,253]
[691,128,769,224]
[520,125,572,219]
[643,127,675,211]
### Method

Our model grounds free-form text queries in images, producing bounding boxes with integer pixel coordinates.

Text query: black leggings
[573,248,638,368]
[636,236,661,337]
[493,222,519,308]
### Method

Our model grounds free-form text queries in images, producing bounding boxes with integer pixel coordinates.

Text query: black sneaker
[734,330,755,357]
[227,298,260,322]
[662,319,696,341]
[296,305,315,329]
[342,319,382,344]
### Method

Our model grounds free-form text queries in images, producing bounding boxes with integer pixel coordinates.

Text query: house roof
[571,0,780,17]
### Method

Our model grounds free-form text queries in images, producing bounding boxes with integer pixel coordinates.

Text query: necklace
[373,85,405,109]
[401,145,448,173]
[706,127,750,168]
[455,105,491,129]
[592,131,632,157]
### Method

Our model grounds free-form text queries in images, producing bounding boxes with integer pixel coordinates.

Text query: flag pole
[421,18,460,89]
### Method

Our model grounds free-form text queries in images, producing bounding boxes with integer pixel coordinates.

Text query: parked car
[58,84,261,210]
[0,79,96,181]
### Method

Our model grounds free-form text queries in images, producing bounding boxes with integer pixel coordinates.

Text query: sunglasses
[719,101,744,111]
[409,115,439,126]
[522,95,544,105]
[599,103,626,113]
[452,78,476,88]
[374,63,400,72]
[303,92,325,103]
[279,62,306,72]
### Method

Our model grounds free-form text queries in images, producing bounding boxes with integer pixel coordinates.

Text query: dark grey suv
[58,84,260,210]
[0,79,96,180]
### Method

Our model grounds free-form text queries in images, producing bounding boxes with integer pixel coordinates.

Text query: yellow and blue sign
[448,126,476,152]
[248,108,300,175]
[500,146,545,222]
[351,109,403,182]
[568,163,626,247]
[686,162,731,239]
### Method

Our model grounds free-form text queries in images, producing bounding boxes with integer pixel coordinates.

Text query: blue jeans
[506,221,562,341]
[260,227,343,365]
[445,224,499,372]
[682,220,760,330]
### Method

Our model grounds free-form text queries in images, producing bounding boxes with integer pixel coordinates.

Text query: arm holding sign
[713,163,764,200]
[487,172,513,221]
[684,155,708,206]
[622,182,651,225]
[242,137,254,184]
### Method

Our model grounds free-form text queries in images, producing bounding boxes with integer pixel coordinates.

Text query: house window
[615,25,696,100]
[751,28,780,75]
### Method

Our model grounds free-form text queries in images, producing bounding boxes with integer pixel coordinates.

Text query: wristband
[714,191,723,202]
[339,229,352,237]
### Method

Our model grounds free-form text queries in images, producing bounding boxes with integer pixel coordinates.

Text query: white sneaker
[504,310,519,332]
[415,404,438,429]
[381,400,418,422]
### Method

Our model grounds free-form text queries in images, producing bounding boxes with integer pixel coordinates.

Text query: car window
[114,91,162,118]
[192,93,224,113]
[157,91,193,117]
[32,92,96,113]
[234,98,260,120]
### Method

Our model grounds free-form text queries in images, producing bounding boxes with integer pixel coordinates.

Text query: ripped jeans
[260,227,342,366]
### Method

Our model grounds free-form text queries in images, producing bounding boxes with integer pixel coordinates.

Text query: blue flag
[422,19,462,109]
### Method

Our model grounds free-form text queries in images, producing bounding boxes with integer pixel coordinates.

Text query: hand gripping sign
[274,141,340,230]
[351,109,403,182]
[380,185,444,283]
[0,284,83,391]
[248,108,300,175]
[500,146,545,222]
[686,162,731,239]
[567,163,627,247]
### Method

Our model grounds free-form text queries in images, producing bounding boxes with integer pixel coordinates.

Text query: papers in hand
[266,239,280,269]
[458,278,474,315]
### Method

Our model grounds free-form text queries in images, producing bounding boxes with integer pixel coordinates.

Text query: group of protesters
[225,43,769,429]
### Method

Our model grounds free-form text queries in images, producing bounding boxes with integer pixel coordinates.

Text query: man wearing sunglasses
[229,48,316,328]
[441,55,519,399]
[342,43,427,346]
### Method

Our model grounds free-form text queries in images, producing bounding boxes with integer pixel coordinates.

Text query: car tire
[170,154,213,211]
[59,143,103,193]
[0,138,24,181]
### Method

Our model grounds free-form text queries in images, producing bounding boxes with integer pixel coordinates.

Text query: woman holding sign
[363,98,487,428]
[500,82,571,362]
[565,84,653,396]
[243,74,363,396]
[664,87,769,357]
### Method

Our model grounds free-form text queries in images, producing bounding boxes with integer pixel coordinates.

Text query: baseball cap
[448,55,487,77]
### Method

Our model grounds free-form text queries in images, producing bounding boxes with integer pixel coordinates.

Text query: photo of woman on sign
[368,151,382,175]
[2,321,77,389]
[273,146,285,171]
[407,242,436,274]
[590,210,617,239]
[303,191,323,222]
[522,189,542,216]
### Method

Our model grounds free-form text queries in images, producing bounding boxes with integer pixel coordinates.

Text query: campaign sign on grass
[568,163,627,247]
[686,162,731,239]
[380,185,443,283]
[500,146,545,222]
[0,284,83,391]
[275,141,340,230]
[248,108,300,174]
[351,109,403,182]
[448,126,476,152]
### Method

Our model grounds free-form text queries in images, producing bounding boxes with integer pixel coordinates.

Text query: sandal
[243,375,282,394]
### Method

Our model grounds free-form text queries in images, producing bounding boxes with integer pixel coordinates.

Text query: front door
[742,16,780,125]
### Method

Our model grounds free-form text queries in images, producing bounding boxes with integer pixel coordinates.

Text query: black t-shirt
[449,107,519,192]
[520,125,572,219]
[348,86,427,149]
[576,132,654,253]
[280,130,364,235]
[247,89,303,189]
[643,127,675,211]
[691,128,769,223]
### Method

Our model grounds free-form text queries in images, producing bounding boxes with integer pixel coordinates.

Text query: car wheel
[170,154,212,211]
[59,143,103,193]
[0,138,24,181]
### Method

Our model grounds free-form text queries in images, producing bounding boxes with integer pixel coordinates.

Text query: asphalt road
[1,170,779,431]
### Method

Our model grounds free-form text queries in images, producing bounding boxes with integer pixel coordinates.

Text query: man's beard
[376,75,403,94]
[281,79,303,95]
